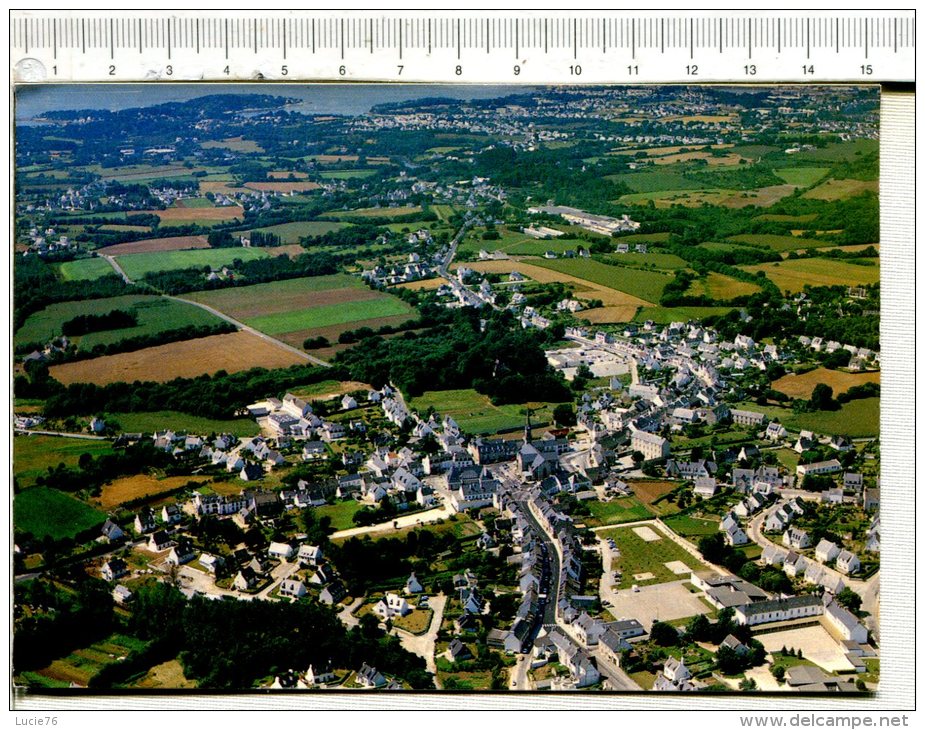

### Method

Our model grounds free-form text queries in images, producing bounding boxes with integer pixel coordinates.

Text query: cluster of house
[246,392,357,444]
[689,571,870,664]
[362,251,436,286]
[268,662,402,690]
[795,335,880,372]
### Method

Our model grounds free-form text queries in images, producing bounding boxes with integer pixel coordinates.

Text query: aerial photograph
[12,84,881,694]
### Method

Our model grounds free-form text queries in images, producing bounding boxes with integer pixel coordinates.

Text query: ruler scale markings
[53,18,57,58]
[864,17,868,58]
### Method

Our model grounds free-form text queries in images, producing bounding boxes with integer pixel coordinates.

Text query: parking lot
[756,624,855,673]
[604,580,711,630]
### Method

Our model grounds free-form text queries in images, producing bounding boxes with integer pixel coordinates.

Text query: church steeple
[524,409,532,443]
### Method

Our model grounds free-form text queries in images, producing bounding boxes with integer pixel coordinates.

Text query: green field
[602,252,688,271]
[185,273,364,310]
[457,228,576,257]
[319,170,378,180]
[315,500,366,531]
[609,170,704,193]
[245,297,415,335]
[530,258,671,302]
[728,234,827,252]
[794,139,879,162]
[177,197,214,208]
[687,273,761,301]
[584,497,653,527]
[15,294,223,350]
[14,435,115,488]
[53,258,117,282]
[431,204,458,222]
[772,167,831,187]
[322,205,423,220]
[249,220,352,244]
[742,258,881,293]
[107,411,260,437]
[22,633,150,688]
[115,247,271,279]
[632,306,734,324]
[597,524,708,589]
[409,388,563,435]
[15,486,107,540]
[743,398,879,439]
[661,514,721,538]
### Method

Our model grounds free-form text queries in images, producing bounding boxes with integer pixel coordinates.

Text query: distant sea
[15,83,541,123]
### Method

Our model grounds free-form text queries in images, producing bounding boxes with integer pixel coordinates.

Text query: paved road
[14,429,108,441]
[166,295,331,368]
[337,596,364,628]
[101,254,132,284]
[746,505,878,599]
[98,250,330,368]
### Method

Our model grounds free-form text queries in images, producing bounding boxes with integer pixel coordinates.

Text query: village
[20,303,879,693]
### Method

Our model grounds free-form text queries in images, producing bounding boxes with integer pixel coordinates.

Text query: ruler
[9,10,915,84]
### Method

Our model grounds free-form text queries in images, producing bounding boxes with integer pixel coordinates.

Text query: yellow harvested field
[802,179,878,201]
[611,145,707,157]
[621,184,797,209]
[688,273,760,301]
[742,259,880,293]
[461,259,651,323]
[200,181,245,196]
[394,277,449,291]
[95,475,202,509]
[662,114,737,123]
[653,152,745,166]
[772,368,880,399]
[49,331,306,386]
[134,660,197,689]
[243,181,322,193]
[142,206,245,222]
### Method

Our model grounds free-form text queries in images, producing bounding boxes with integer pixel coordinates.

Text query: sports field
[48,331,306,386]
[114,247,270,279]
[15,294,222,350]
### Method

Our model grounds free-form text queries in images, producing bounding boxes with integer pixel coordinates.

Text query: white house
[279,579,308,599]
[268,542,295,560]
[836,549,861,575]
[823,601,869,643]
[783,527,812,550]
[404,572,424,595]
[374,593,412,619]
[815,539,841,564]
[298,544,323,566]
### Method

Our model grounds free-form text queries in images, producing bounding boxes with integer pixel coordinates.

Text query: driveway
[338,596,364,628]
[392,594,447,687]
